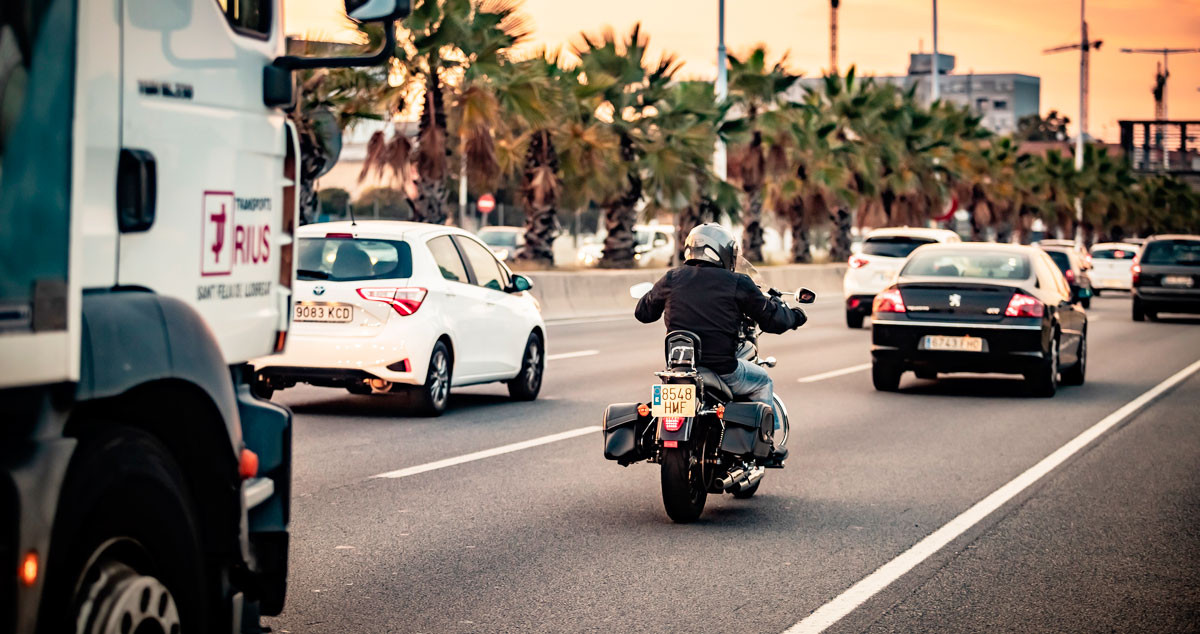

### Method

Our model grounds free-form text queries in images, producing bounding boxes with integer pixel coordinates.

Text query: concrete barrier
[525,263,847,321]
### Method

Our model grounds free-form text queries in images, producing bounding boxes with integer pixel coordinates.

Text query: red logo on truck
[202,191,235,276]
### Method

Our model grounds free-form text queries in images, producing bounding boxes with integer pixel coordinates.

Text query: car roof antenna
[349,200,357,226]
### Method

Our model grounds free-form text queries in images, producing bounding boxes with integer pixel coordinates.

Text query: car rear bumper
[871,318,1047,375]
[252,327,430,386]
[1133,288,1200,313]
[845,295,875,316]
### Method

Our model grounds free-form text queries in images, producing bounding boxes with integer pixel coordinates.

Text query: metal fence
[1119,120,1200,175]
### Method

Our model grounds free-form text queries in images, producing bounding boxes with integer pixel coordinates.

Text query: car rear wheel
[507,333,544,401]
[1132,297,1145,321]
[413,341,451,416]
[1081,296,1091,309]
[845,311,864,329]
[1027,336,1059,397]
[872,360,902,391]
[1061,332,1086,386]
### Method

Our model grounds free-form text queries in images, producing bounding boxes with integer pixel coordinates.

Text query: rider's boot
[764,445,788,468]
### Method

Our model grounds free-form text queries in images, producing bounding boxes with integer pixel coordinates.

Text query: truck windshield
[296,238,413,281]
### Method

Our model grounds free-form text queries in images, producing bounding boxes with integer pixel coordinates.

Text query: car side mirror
[345,0,412,22]
[630,282,653,299]
[510,275,533,293]
[795,287,816,304]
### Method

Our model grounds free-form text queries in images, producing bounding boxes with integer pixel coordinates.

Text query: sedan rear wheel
[845,311,864,329]
[871,360,902,392]
[1132,297,1145,321]
[1027,336,1059,397]
[1061,331,1086,386]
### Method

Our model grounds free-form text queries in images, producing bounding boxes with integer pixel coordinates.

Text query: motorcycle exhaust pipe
[718,465,766,492]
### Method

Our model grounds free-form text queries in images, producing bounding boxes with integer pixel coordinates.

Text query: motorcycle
[603,271,816,523]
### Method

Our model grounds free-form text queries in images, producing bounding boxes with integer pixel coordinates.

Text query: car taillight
[358,287,428,316]
[872,287,906,314]
[1064,269,1076,284]
[661,416,684,432]
[1131,263,1141,285]
[1005,293,1044,318]
[849,254,869,269]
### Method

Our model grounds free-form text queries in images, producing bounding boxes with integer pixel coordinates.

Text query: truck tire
[41,426,211,634]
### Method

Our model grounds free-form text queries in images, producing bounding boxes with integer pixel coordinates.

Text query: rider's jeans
[719,359,774,411]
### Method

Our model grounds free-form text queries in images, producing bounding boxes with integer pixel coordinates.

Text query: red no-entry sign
[477,194,496,214]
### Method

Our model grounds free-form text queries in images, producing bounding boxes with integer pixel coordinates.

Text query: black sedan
[1039,244,1094,309]
[1132,234,1200,321]
[871,243,1087,397]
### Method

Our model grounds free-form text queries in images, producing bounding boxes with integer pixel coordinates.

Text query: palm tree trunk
[787,200,813,263]
[413,72,449,225]
[601,135,641,268]
[829,207,852,261]
[518,131,560,267]
[742,189,765,263]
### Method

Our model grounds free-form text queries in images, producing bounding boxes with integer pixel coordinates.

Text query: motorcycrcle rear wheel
[661,446,707,523]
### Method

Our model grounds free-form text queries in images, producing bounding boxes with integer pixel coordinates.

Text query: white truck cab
[0,0,407,631]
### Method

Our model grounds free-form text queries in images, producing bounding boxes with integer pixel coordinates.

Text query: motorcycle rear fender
[657,417,693,443]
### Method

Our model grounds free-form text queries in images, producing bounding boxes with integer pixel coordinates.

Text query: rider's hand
[791,307,808,328]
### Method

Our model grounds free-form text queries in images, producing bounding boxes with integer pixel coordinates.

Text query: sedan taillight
[849,254,869,269]
[1131,263,1141,286]
[358,287,428,316]
[1005,293,1044,318]
[872,287,906,314]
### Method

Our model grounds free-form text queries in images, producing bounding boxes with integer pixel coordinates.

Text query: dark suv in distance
[1038,244,1094,309]
[1132,235,1200,321]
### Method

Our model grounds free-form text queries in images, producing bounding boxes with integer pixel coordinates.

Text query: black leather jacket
[634,261,806,374]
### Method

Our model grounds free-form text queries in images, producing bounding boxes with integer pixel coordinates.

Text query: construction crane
[1119,47,1200,120]
[830,0,840,75]
[1043,0,1102,243]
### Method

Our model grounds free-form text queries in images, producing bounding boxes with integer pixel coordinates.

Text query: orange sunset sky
[285,0,1200,143]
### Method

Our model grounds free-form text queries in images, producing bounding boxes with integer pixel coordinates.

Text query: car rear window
[902,251,1031,280]
[1141,240,1200,266]
[478,230,519,248]
[1043,250,1071,273]
[1091,248,1136,260]
[296,238,413,281]
[862,236,937,258]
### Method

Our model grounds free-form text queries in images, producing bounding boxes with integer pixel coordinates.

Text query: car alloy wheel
[429,348,449,409]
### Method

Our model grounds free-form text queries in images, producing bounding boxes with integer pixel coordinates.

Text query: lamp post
[714,0,728,181]
[931,0,939,103]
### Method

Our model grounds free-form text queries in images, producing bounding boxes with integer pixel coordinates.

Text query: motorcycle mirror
[761,356,777,368]
[629,282,654,299]
[795,287,816,304]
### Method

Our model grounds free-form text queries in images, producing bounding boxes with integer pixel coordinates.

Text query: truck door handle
[117,148,157,232]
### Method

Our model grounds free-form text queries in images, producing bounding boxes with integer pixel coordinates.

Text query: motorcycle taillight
[661,417,685,432]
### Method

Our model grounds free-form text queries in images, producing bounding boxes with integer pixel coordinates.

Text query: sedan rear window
[1141,240,1200,266]
[296,238,413,281]
[903,251,1031,280]
[862,236,936,258]
[1092,248,1136,260]
[1044,250,1071,273]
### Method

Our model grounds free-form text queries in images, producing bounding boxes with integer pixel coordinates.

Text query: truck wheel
[507,333,544,401]
[42,426,209,634]
[845,311,864,329]
[413,341,451,416]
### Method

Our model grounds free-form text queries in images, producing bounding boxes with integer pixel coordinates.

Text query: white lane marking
[371,426,601,479]
[545,316,631,326]
[546,349,600,361]
[797,363,871,383]
[783,357,1200,634]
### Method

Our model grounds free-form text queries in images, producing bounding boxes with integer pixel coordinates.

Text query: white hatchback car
[843,227,961,328]
[1089,242,1140,294]
[253,221,546,416]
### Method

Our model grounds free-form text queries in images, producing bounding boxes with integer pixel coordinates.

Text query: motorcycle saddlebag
[603,403,652,463]
[719,402,774,458]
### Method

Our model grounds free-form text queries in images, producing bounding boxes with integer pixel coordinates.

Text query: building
[790,53,1041,136]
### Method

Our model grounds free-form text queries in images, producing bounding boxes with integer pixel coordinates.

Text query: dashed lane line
[797,363,872,383]
[371,426,602,480]
[546,350,600,361]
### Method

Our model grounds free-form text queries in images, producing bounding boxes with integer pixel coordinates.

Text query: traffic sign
[478,194,496,214]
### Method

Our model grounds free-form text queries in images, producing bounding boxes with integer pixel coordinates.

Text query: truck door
[118,0,288,364]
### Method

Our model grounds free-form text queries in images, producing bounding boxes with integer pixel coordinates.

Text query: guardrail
[525,263,848,321]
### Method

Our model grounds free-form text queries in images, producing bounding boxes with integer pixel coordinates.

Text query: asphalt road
[263,293,1200,633]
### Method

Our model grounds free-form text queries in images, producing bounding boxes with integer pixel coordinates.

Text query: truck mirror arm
[271,20,396,71]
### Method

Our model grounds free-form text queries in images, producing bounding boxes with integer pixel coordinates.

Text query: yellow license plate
[651,384,696,417]
[923,335,984,352]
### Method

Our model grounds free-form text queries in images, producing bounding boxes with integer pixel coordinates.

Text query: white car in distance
[1089,242,1140,294]
[253,221,546,416]
[843,227,961,328]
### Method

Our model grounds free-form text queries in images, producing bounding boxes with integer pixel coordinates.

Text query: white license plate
[923,335,984,352]
[294,302,353,323]
[1163,275,1195,288]
[1103,278,1124,287]
[651,384,696,418]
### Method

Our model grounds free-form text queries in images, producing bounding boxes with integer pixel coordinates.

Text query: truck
[0,0,406,631]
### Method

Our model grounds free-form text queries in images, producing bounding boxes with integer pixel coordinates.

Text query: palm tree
[573,24,680,268]
[726,47,800,263]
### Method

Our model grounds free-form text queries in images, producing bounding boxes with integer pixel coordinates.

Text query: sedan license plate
[651,384,696,418]
[294,302,353,323]
[923,335,984,352]
[1163,275,1195,288]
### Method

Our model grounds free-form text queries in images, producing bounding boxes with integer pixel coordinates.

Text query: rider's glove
[791,307,808,328]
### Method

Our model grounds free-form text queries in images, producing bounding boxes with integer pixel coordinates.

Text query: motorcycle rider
[634,223,806,458]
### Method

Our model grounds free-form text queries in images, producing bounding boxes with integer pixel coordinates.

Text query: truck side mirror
[345,0,412,23]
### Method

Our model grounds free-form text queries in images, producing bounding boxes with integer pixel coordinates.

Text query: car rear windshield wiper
[297,269,330,280]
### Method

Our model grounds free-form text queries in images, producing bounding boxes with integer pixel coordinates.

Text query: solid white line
[797,363,872,383]
[783,357,1200,634]
[545,315,631,326]
[546,349,600,361]
[371,426,602,480]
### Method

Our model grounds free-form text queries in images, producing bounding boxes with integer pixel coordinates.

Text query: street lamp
[714,0,728,181]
